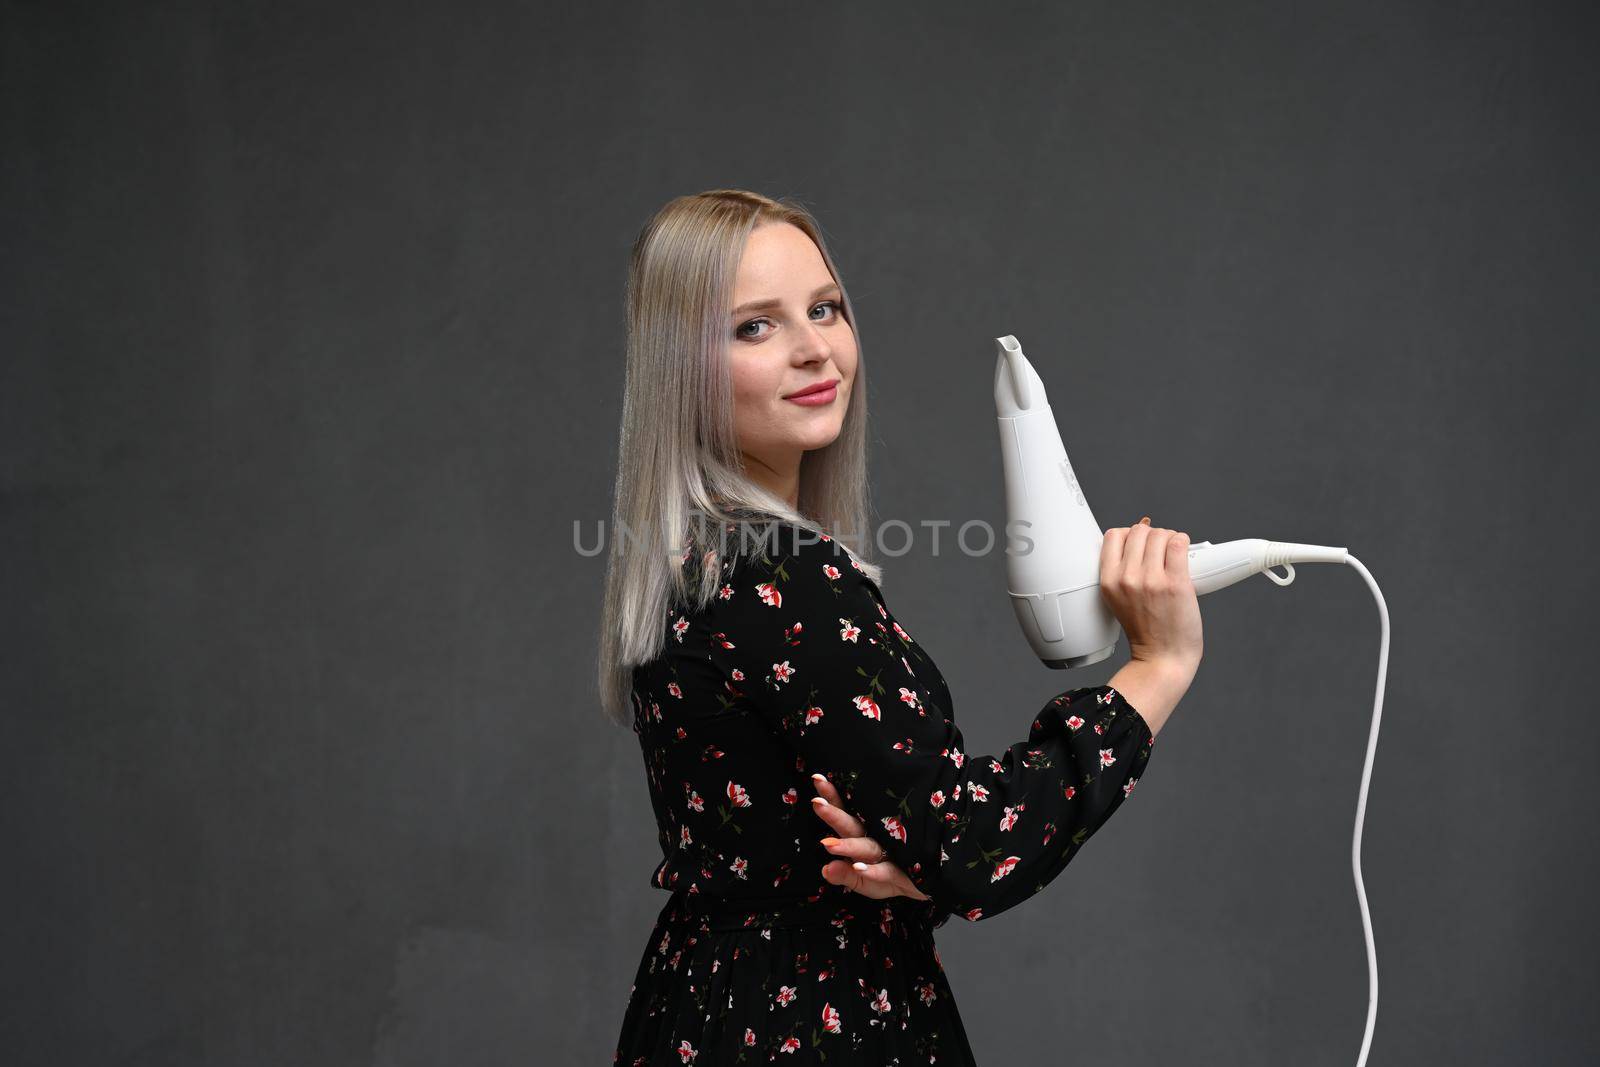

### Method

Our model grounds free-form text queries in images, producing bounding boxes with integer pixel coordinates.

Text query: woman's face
[725,221,858,484]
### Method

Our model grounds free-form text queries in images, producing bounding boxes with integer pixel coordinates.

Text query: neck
[740,451,801,511]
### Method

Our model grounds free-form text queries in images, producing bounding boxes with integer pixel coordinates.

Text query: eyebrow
[730,282,842,318]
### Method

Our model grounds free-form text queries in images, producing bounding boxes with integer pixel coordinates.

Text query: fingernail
[821,837,839,847]
[1139,516,1150,525]
[852,861,868,871]
[811,773,825,781]
[813,797,829,807]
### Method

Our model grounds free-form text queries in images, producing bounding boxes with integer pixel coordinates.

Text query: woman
[599,189,1203,1064]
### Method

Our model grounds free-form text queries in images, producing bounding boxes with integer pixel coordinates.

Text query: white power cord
[1343,554,1387,1066]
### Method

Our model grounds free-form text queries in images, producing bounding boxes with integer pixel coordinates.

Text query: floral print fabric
[615,521,1155,1063]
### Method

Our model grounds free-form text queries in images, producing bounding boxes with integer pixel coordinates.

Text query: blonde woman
[600,189,1203,1064]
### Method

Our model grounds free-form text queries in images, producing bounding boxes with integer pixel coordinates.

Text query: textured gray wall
[3,1,1596,1064]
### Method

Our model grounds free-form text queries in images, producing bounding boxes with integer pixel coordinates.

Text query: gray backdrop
[4,1,1596,1064]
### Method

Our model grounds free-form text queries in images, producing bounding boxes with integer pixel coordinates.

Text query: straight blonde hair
[595,189,884,727]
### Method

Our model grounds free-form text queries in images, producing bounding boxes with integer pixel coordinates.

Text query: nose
[792,320,832,364]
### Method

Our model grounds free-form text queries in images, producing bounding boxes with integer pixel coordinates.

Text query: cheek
[728,353,779,412]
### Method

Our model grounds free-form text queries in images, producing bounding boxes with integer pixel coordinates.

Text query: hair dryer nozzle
[994,335,1048,417]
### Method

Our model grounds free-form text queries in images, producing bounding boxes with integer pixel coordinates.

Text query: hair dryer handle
[1186,538,1349,594]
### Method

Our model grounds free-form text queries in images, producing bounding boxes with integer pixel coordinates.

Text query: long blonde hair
[596,189,883,727]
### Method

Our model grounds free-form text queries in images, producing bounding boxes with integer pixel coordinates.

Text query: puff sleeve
[704,525,1156,923]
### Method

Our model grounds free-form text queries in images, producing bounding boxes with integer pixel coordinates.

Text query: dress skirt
[613,888,978,1065]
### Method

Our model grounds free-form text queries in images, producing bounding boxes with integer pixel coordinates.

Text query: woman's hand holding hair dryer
[1103,516,1204,740]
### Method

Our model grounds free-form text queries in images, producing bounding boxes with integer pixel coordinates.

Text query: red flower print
[988,758,1003,773]
[967,782,990,802]
[757,582,781,608]
[838,618,861,642]
[882,815,907,843]
[990,855,1021,882]
[892,621,911,642]
[727,781,752,807]
[679,825,692,847]
[730,856,748,880]
[779,1036,801,1053]
[717,583,733,600]
[929,790,945,808]
[871,988,891,1014]
[821,1002,842,1034]
[1094,722,1105,735]
[712,631,734,649]
[853,695,881,720]
[667,682,682,698]
[731,668,744,682]
[1066,714,1085,731]
[1123,776,1139,797]
[743,1028,756,1046]
[783,621,804,644]
[1063,785,1076,800]
[963,907,984,921]
[782,787,797,805]
[772,660,795,684]
[675,1039,697,1062]
[919,982,937,1006]
[1099,748,1116,767]
[822,563,841,580]
[999,805,1021,831]
[803,705,824,725]
[775,984,797,1007]
[898,687,922,710]
[671,616,689,642]
[875,601,887,618]
[685,788,704,813]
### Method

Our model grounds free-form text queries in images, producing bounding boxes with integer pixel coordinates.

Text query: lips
[785,379,840,399]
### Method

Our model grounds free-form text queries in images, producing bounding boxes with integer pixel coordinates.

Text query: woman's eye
[735,302,841,341]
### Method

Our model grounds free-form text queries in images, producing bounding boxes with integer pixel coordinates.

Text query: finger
[810,795,866,838]
[1101,526,1128,582]
[1143,528,1174,585]
[809,773,847,809]
[1122,521,1152,578]
[821,835,886,864]
[821,860,893,899]
[863,860,931,902]
[1166,529,1191,582]
[848,860,907,894]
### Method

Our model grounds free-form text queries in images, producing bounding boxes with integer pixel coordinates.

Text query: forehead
[732,222,833,293]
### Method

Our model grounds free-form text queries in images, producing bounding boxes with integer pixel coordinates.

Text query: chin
[796,421,845,450]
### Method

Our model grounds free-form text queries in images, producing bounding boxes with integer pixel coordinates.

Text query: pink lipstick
[784,380,840,406]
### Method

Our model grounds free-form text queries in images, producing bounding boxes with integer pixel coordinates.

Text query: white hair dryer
[994,333,1350,668]
[992,334,1392,1067]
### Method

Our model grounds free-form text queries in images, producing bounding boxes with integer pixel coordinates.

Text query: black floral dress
[614,520,1155,1065]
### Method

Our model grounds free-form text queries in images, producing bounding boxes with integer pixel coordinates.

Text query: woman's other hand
[809,773,930,901]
